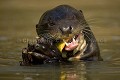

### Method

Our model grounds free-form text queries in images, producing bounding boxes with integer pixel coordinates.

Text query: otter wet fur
[20,5,103,66]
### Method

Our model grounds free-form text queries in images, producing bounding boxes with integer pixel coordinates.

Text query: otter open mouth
[56,33,84,52]
[64,34,80,51]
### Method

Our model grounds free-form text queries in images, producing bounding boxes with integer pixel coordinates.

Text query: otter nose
[60,26,73,34]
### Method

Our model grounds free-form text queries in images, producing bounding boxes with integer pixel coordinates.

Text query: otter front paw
[20,48,32,66]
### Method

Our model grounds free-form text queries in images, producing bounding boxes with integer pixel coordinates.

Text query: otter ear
[79,10,83,13]
[36,24,38,28]
[78,10,85,18]
[79,10,84,15]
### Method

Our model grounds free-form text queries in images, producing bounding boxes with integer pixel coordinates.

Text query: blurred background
[0,0,120,80]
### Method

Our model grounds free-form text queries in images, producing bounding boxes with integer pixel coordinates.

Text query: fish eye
[53,39,62,43]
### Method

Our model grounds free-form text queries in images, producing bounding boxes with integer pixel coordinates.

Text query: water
[0,0,120,80]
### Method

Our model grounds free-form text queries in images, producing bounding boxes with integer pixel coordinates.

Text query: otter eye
[69,26,73,30]
[48,22,55,26]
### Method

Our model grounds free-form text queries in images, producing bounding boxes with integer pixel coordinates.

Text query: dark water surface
[0,0,120,80]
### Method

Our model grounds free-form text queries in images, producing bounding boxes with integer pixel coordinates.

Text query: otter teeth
[63,40,69,46]
[64,41,69,46]
[73,38,76,42]
[64,37,78,46]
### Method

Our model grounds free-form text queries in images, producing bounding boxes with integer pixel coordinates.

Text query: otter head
[36,5,88,52]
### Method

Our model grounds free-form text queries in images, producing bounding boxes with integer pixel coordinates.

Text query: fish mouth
[56,32,83,52]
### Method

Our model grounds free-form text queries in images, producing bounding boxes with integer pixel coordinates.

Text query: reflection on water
[0,61,120,80]
[0,0,120,80]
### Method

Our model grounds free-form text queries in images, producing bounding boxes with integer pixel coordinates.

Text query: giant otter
[20,5,103,65]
